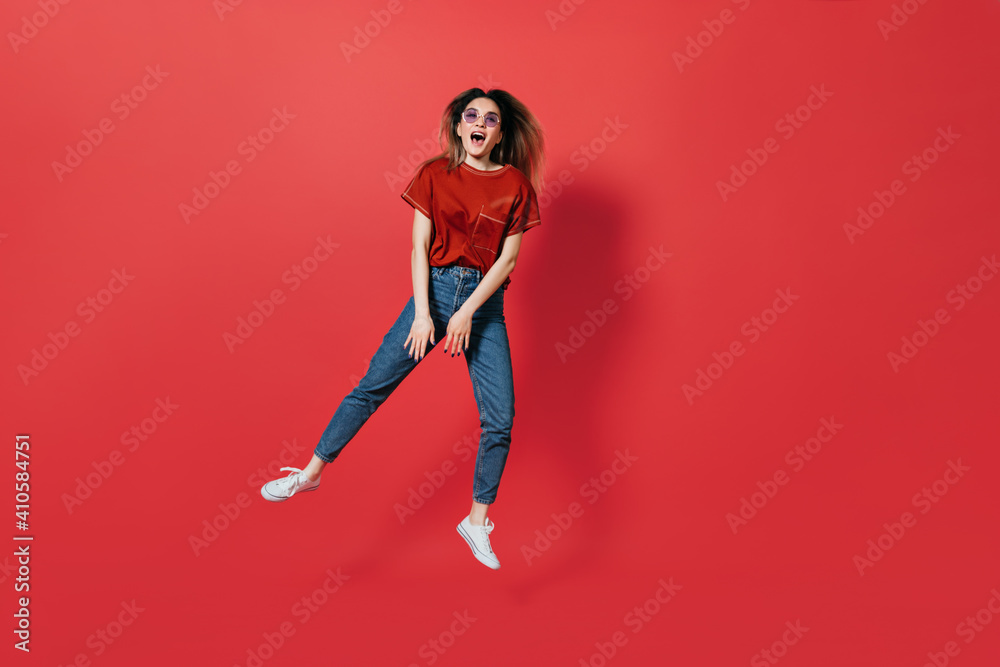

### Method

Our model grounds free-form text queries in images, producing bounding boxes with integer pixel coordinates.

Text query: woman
[261,87,545,570]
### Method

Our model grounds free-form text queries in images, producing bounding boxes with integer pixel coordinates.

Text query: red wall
[3,1,1000,665]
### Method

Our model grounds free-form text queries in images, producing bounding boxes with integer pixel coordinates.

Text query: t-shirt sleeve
[400,163,433,219]
[506,181,541,236]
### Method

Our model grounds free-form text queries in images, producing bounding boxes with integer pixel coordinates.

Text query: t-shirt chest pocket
[470,207,508,259]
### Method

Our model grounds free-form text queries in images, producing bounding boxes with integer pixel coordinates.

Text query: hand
[403,314,435,361]
[444,306,472,357]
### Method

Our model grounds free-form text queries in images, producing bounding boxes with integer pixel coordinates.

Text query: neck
[464,155,500,171]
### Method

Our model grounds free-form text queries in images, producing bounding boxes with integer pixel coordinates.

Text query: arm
[442,232,523,355]
[403,209,435,360]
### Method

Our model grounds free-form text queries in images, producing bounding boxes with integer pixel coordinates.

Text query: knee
[483,408,514,433]
[346,385,381,414]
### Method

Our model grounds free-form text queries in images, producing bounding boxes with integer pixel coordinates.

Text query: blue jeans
[314,264,515,504]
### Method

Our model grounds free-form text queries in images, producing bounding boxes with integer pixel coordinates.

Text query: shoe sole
[456,523,501,570]
[261,485,319,503]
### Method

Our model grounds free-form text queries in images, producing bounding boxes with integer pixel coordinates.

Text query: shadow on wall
[509,174,639,594]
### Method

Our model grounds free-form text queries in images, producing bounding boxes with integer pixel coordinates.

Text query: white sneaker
[457,516,500,570]
[261,467,320,502]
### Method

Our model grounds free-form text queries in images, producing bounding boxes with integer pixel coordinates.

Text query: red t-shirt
[401,157,541,289]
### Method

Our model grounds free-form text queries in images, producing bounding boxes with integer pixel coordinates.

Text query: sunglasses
[462,108,500,128]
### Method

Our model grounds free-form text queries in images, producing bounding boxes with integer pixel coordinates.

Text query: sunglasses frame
[462,108,501,128]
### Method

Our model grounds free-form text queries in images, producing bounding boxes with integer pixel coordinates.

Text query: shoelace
[275,466,307,494]
[479,519,495,553]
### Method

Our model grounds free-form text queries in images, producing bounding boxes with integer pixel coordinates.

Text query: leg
[463,300,515,512]
[469,500,489,526]
[302,454,327,482]
[456,311,510,569]
[313,295,437,464]
[262,294,443,502]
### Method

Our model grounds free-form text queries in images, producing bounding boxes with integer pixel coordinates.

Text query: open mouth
[471,131,486,146]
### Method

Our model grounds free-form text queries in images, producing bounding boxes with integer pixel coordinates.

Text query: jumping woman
[261,87,545,570]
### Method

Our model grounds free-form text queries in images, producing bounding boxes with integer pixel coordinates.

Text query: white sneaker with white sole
[457,515,501,570]
[261,467,320,502]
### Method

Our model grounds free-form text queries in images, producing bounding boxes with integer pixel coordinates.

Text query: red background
[3,1,1000,665]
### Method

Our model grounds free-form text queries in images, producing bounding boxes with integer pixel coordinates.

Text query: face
[457,97,503,160]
